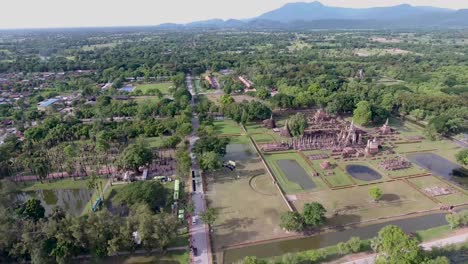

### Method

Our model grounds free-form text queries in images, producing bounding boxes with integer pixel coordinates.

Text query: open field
[206,137,289,251]
[264,152,326,194]
[292,180,438,226]
[409,176,468,205]
[213,119,242,135]
[135,82,173,95]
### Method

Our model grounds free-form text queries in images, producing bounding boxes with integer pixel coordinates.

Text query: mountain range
[157,1,468,30]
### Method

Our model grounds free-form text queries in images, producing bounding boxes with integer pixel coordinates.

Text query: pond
[16,188,94,216]
[223,212,450,263]
[276,159,316,190]
[407,153,468,188]
[223,144,255,161]
[346,164,382,181]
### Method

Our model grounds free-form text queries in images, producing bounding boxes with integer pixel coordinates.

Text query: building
[37,98,60,111]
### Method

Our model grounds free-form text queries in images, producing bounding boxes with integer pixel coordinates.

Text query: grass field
[409,176,468,205]
[309,160,355,187]
[264,152,326,194]
[135,82,173,95]
[213,119,242,135]
[251,133,277,144]
[144,136,169,148]
[206,139,289,260]
[102,250,189,264]
[387,119,462,162]
[21,178,99,191]
[292,180,438,226]
[207,173,289,247]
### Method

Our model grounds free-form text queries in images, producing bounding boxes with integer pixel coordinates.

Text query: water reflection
[346,164,382,181]
[407,153,468,188]
[16,188,93,216]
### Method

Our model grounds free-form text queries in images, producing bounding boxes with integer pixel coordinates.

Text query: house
[238,76,254,89]
[37,98,60,111]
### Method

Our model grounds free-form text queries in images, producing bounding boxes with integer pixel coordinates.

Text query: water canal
[223,212,451,263]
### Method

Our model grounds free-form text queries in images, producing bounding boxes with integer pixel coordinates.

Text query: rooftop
[38,98,60,108]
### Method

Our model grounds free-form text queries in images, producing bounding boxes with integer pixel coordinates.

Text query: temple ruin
[424,186,454,197]
[378,157,412,171]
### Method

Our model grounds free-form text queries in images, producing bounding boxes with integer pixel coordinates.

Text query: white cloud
[0,0,466,29]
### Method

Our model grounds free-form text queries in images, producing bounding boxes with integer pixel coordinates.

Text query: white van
[192,215,197,225]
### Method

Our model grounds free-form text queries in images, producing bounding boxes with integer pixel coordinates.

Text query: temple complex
[261,109,393,156]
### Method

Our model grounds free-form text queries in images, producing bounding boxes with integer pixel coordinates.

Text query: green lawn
[293,180,438,226]
[144,136,169,148]
[310,160,355,187]
[214,119,242,135]
[251,133,277,143]
[264,152,326,194]
[135,82,173,95]
[409,176,468,205]
[103,250,189,264]
[21,178,93,191]
[416,225,452,242]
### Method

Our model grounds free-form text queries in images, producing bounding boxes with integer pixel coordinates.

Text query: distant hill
[256,2,453,22]
[155,2,468,30]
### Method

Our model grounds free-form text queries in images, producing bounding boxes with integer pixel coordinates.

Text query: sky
[1,0,467,29]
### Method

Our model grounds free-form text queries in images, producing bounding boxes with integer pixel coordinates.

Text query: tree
[288,113,308,137]
[347,237,362,253]
[337,242,350,255]
[353,100,372,126]
[117,141,153,173]
[455,149,468,165]
[369,187,382,202]
[241,256,267,264]
[445,210,468,229]
[220,94,235,106]
[302,202,326,227]
[374,225,422,264]
[280,211,304,232]
[199,151,222,172]
[256,87,270,100]
[200,208,218,226]
[16,198,45,222]
[114,181,169,212]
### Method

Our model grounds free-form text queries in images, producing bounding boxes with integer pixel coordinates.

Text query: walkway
[187,74,212,264]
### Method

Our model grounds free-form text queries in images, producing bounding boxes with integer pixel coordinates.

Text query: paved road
[187,74,212,264]
[342,230,468,264]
